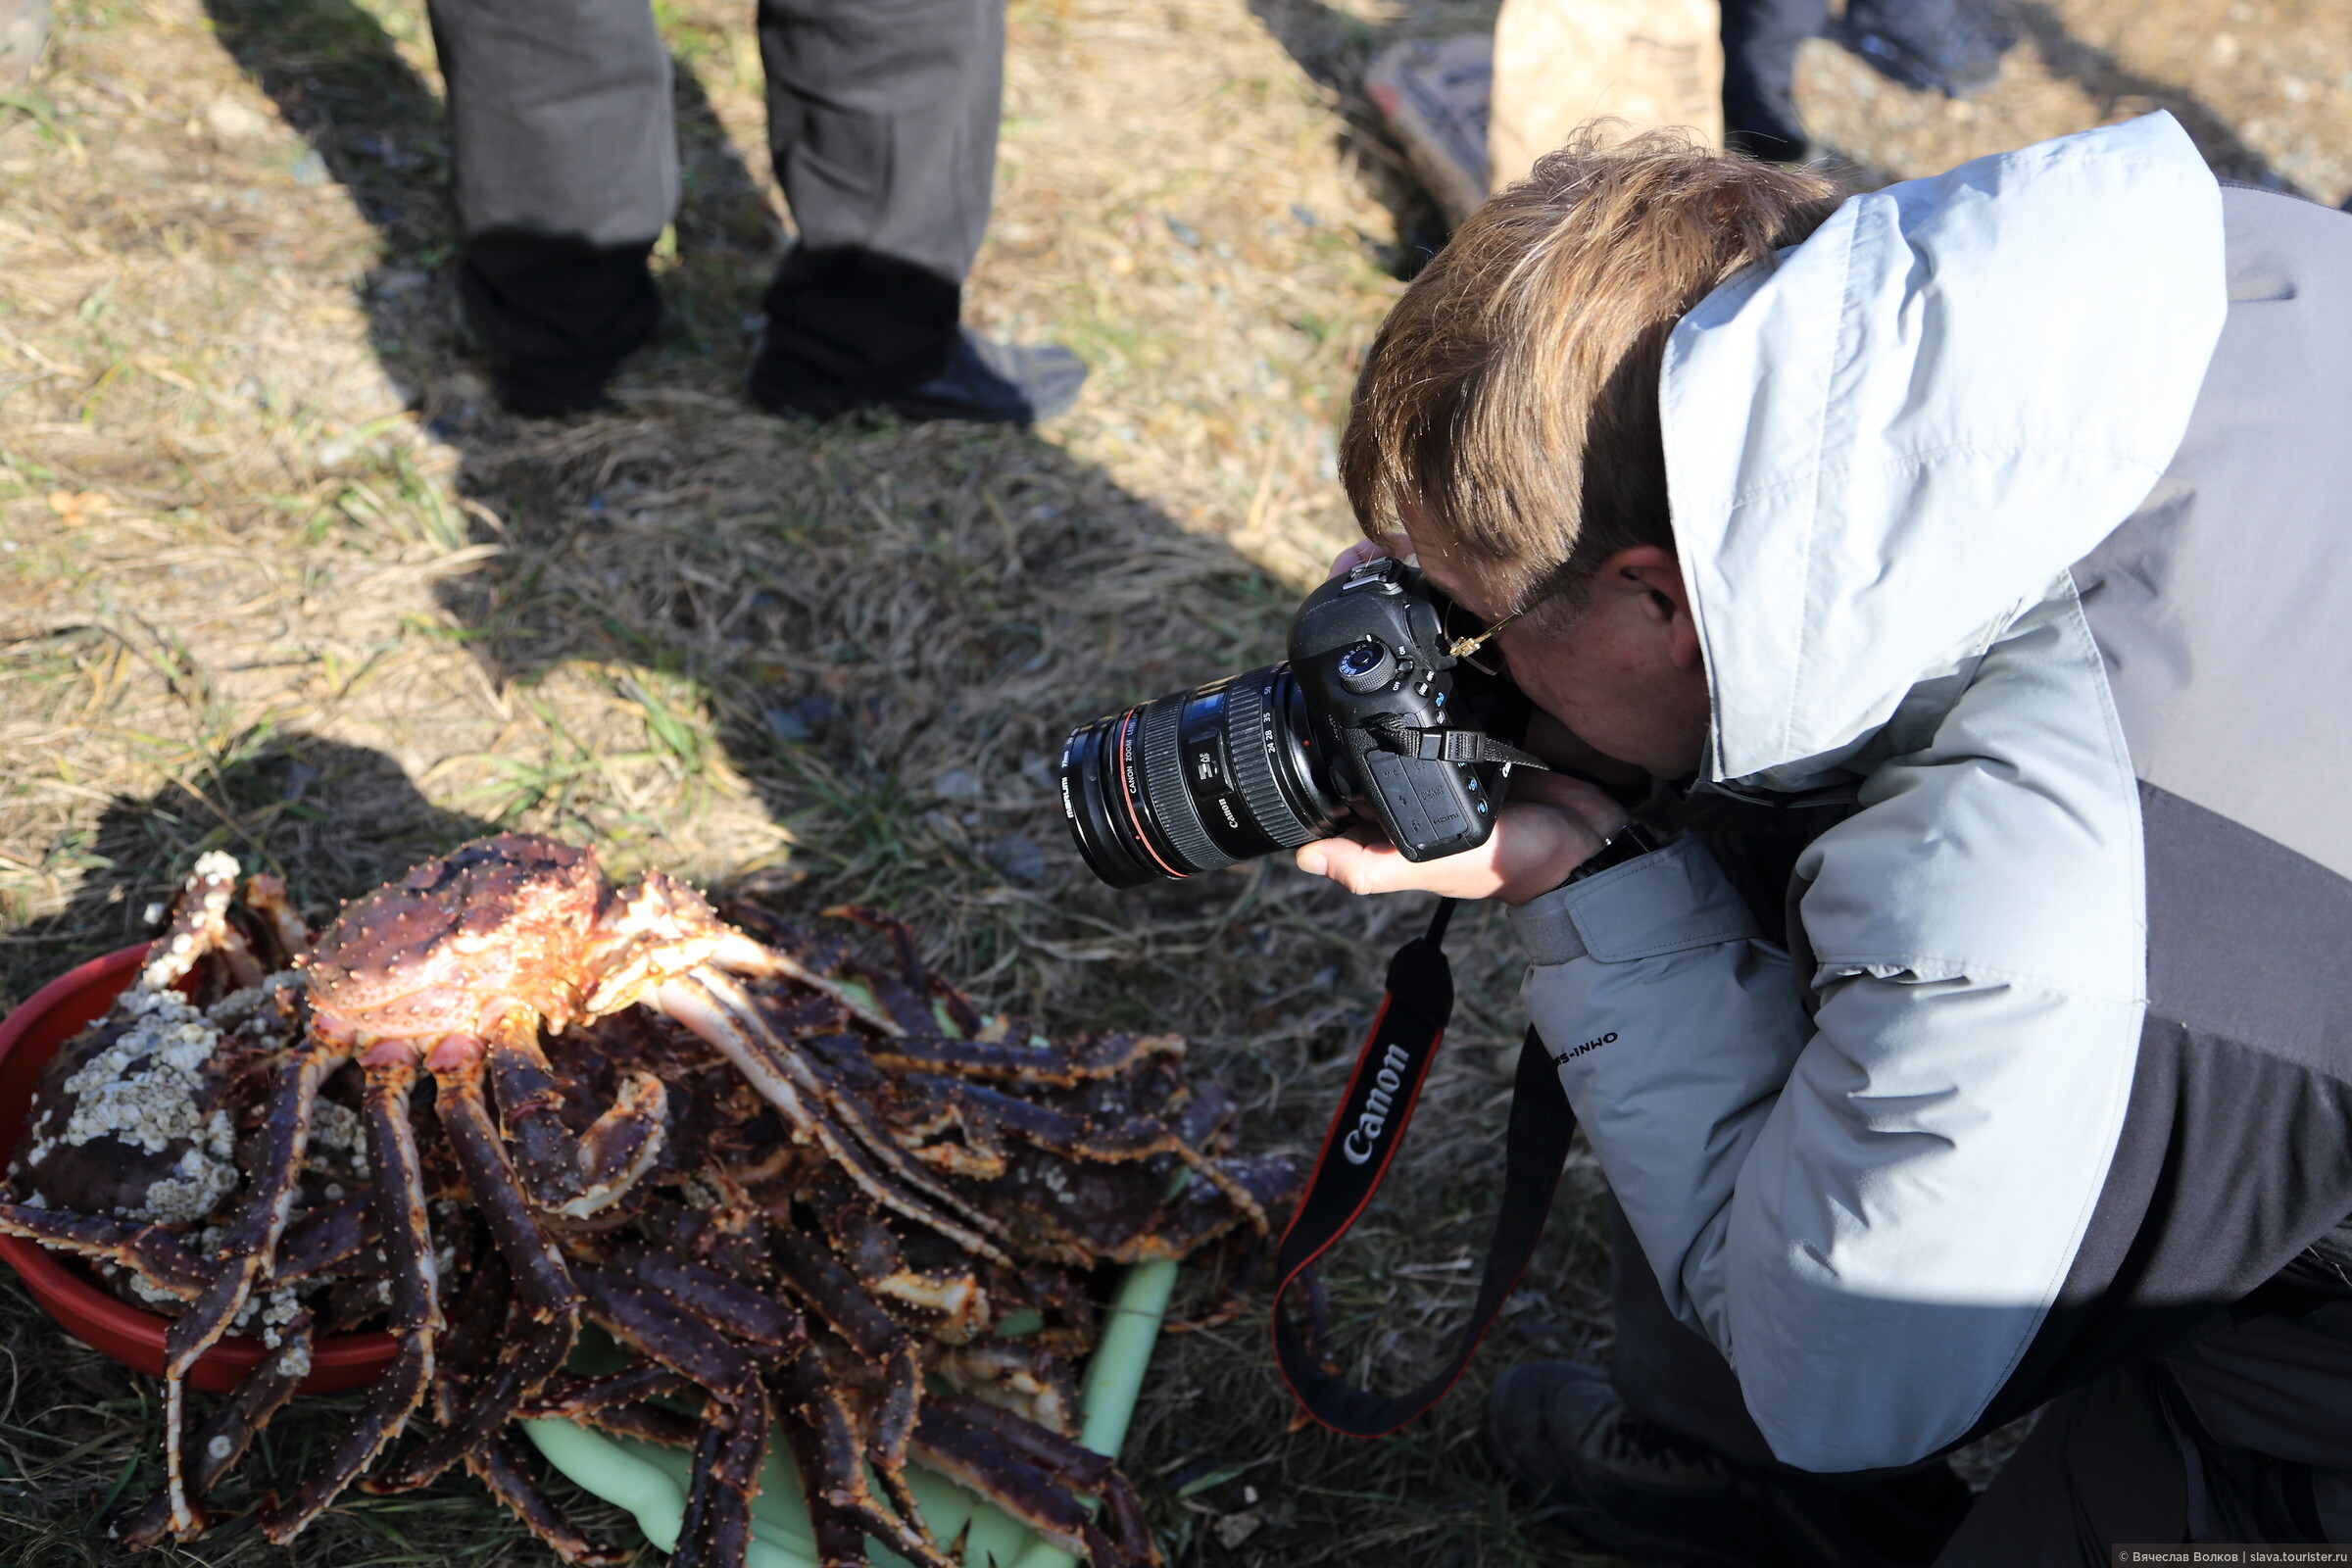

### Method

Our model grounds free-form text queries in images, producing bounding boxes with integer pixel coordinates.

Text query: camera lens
[1058,663,1351,887]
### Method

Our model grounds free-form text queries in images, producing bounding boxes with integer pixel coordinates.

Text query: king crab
[1,835,1295,1565]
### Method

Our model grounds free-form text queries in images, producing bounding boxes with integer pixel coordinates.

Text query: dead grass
[0,0,2342,1560]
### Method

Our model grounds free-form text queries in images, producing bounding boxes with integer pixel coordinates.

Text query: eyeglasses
[1441,569,1570,660]
[1443,603,1530,660]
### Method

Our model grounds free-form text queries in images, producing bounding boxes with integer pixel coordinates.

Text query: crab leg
[824,904,982,1036]
[540,1394,704,1448]
[469,1432,637,1566]
[159,1034,351,1536]
[141,851,265,993]
[271,1190,379,1285]
[769,1346,956,1568]
[864,1031,1184,1089]
[802,1171,989,1338]
[423,1240,629,1566]
[700,918,905,1036]
[481,1009,668,1218]
[572,1262,785,1568]
[675,1389,768,1568]
[909,1395,1158,1568]
[573,1262,765,1396]
[936,1342,1081,1436]
[263,1057,441,1543]
[430,1228,514,1400]
[657,968,1010,1262]
[368,1042,579,1492]
[0,1206,211,1298]
[521,1366,704,1449]
[240,872,313,967]
[912,1077,1271,1236]
[774,1406,876,1568]
[605,1245,807,1348]
[116,1310,315,1548]
[770,1235,933,1535]
[940,1395,1160,1560]
[522,1363,697,1420]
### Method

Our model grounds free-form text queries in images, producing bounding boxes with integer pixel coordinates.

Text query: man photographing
[1288,116,2352,1563]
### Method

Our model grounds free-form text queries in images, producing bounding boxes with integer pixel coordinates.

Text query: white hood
[1660,113,2228,785]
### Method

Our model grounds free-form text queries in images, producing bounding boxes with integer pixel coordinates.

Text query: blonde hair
[1340,126,1841,617]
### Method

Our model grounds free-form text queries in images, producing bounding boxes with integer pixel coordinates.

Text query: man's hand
[1326,536,1409,580]
[1296,771,1630,906]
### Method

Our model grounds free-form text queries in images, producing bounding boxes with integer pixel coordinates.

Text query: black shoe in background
[883,331,1087,426]
[749,323,1086,428]
[1840,0,2018,96]
[460,231,662,416]
[746,245,1086,426]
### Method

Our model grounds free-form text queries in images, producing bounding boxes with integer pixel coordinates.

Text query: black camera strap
[1269,898,1578,1437]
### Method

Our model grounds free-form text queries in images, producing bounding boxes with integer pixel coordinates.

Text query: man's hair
[1340,127,1842,618]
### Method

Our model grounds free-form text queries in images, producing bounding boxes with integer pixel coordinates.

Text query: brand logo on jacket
[1553,1032,1616,1068]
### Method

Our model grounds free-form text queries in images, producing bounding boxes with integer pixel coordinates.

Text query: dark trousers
[426,0,1002,411]
[1607,1205,2352,1562]
[1717,0,1825,162]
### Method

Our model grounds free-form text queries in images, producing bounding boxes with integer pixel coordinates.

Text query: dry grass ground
[0,0,2343,1561]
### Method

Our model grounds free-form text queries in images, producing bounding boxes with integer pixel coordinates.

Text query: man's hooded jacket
[1511,112,2352,1472]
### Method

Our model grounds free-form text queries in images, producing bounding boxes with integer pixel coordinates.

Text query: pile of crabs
[0,834,1296,1566]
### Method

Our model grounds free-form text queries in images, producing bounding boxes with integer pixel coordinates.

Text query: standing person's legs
[1718,0,1825,163]
[748,0,1002,417]
[428,0,677,413]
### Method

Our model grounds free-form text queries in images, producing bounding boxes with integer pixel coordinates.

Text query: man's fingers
[1324,535,1411,580]
[1297,795,1618,905]
[1296,836,1418,897]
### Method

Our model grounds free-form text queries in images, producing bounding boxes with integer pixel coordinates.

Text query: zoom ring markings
[1139,693,1229,872]
[1226,676,1319,851]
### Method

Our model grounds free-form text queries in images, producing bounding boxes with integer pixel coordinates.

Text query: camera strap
[1268,898,1578,1438]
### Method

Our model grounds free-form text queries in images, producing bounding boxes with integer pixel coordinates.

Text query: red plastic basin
[0,944,396,1394]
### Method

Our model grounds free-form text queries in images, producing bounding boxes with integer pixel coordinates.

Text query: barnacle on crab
[0,835,1298,1567]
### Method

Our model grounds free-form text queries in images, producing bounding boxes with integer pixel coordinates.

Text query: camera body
[1058,554,1532,888]
[1289,556,1526,862]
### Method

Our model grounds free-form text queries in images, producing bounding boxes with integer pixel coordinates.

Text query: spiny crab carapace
[0,833,1297,1566]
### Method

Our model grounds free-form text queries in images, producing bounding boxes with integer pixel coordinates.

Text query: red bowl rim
[0,944,397,1379]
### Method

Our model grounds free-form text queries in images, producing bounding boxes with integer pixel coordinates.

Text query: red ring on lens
[1113,706,1185,880]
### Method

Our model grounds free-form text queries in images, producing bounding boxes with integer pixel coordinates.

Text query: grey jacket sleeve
[1514,581,2149,1473]
[1513,839,1807,1345]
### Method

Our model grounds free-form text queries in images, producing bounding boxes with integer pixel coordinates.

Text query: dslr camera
[1058,556,1539,888]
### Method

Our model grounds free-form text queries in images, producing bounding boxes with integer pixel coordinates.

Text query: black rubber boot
[1485,1361,1975,1568]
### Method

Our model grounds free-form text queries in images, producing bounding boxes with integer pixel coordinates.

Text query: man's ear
[1601,546,1700,669]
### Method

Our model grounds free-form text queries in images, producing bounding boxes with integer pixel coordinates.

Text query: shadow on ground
[0,728,493,999]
